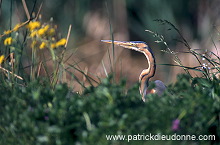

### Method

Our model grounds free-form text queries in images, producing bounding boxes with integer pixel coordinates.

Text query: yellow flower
[39,42,46,49]
[56,38,67,47]
[4,30,11,35]
[50,43,56,49]
[37,28,45,36]
[13,23,21,31]
[30,31,37,38]
[0,55,5,64]
[4,37,13,46]
[44,25,50,31]
[26,21,41,31]
[37,25,50,37]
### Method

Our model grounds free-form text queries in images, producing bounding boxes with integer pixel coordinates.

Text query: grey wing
[154,80,166,96]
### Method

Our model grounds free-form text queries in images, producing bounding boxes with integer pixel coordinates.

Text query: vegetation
[0,73,219,145]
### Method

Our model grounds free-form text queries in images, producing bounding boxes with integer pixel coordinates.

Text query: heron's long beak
[101,40,140,51]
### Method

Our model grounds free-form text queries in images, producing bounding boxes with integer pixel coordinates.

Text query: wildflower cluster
[1,19,67,50]
[26,20,66,50]
[0,18,68,81]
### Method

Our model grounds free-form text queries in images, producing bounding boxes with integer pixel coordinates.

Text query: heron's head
[101,40,150,53]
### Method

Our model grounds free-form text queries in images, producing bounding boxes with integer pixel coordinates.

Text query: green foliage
[0,74,219,145]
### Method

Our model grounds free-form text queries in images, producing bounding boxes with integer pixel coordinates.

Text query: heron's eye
[132,44,137,47]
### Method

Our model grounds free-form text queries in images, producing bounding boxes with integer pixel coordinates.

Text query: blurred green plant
[0,74,219,145]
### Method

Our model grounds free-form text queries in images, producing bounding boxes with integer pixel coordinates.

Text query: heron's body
[101,40,166,102]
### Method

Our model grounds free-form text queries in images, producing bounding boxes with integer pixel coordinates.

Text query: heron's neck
[139,48,156,90]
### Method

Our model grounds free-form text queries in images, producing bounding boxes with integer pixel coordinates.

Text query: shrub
[0,74,219,145]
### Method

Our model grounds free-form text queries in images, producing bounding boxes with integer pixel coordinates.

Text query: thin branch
[0,66,23,80]
[22,0,30,20]
[65,24,72,48]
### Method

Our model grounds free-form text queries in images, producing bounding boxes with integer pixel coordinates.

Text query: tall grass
[146,19,220,80]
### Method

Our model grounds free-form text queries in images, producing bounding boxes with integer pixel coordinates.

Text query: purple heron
[101,40,166,102]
